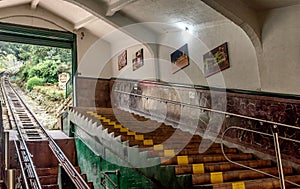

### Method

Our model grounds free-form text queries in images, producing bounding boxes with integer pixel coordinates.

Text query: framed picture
[118,50,127,71]
[203,42,230,77]
[132,48,144,71]
[171,43,189,74]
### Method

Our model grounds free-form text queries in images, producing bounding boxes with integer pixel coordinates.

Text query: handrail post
[272,125,285,189]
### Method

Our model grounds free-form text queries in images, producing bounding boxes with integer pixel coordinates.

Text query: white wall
[108,29,156,81]
[261,5,300,95]
[158,21,261,90]
[77,35,112,78]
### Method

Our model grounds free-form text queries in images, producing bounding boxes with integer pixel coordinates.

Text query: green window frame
[0,22,78,105]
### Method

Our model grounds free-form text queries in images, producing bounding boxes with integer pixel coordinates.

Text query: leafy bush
[26,77,44,91]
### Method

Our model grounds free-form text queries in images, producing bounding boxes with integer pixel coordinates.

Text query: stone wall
[76,77,111,108]
[111,78,300,163]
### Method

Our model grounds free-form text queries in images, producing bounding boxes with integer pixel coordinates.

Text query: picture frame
[203,42,230,77]
[132,48,144,71]
[171,43,189,74]
[118,50,127,71]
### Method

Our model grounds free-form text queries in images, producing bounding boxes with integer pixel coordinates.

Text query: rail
[101,170,120,189]
[13,140,30,189]
[2,78,42,189]
[2,78,90,189]
[114,89,300,189]
[8,81,90,189]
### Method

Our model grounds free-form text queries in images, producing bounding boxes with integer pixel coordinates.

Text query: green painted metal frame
[0,21,78,105]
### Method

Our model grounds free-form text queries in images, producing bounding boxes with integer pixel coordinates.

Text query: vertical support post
[6,169,15,189]
[4,131,9,171]
[116,170,120,189]
[272,125,285,189]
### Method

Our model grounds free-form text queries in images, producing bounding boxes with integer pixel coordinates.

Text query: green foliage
[1,42,72,87]
[26,77,44,91]
[35,86,65,101]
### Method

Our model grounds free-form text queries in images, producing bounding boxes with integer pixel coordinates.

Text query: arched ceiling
[0,0,299,43]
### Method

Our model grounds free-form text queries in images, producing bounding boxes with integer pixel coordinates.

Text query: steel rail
[2,78,42,189]
[3,78,90,189]
[13,140,30,189]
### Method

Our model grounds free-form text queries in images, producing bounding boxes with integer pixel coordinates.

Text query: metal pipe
[4,131,9,170]
[272,125,286,189]
[6,169,15,189]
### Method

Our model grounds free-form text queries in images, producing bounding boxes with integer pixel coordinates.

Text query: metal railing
[101,170,120,189]
[114,89,300,189]
[66,77,73,98]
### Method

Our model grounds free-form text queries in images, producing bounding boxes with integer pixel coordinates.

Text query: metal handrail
[5,79,90,189]
[48,140,91,189]
[114,90,300,131]
[221,126,300,188]
[114,89,300,189]
[101,170,120,189]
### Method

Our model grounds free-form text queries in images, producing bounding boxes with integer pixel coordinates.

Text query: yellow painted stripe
[154,144,163,151]
[86,111,94,114]
[232,182,245,189]
[120,128,128,132]
[177,156,189,165]
[109,121,115,124]
[135,135,144,140]
[164,150,175,157]
[192,164,204,174]
[143,140,153,145]
[127,131,136,135]
[210,172,223,183]
[114,124,122,129]
[103,118,111,122]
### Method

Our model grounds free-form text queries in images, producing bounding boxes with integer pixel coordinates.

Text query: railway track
[1,77,91,189]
